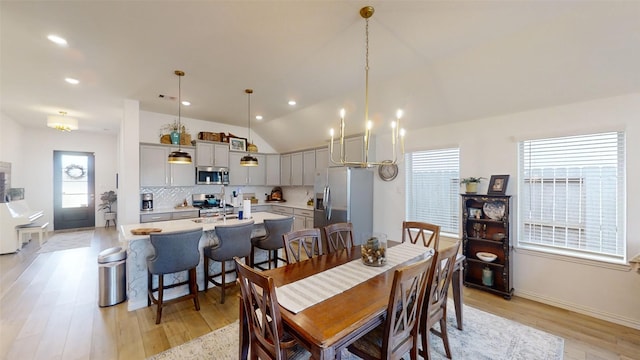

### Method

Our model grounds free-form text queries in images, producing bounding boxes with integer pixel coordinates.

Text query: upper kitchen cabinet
[195,140,229,168]
[290,152,303,185]
[140,144,195,187]
[315,146,329,172]
[330,135,373,166]
[229,152,266,185]
[303,150,316,186]
[266,154,281,185]
[280,153,291,186]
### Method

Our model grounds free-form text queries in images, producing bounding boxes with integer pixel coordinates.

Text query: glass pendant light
[168,70,192,164]
[240,88,259,167]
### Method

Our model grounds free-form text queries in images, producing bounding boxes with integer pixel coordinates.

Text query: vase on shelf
[465,182,478,194]
[170,131,180,145]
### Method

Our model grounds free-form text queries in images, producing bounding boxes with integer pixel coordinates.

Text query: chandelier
[240,89,259,166]
[330,6,405,168]
[167,70,192,164]
[47,111,78,132]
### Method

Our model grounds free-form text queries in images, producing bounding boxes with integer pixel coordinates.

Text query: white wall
[139,111,277,154]
[373,93,640,329]
[0,112,25,186]
[13,125,117,231]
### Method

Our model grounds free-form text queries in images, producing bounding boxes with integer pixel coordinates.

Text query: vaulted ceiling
[2,1,639,152]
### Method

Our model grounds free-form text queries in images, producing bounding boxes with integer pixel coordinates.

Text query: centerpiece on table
[361,233,387,266]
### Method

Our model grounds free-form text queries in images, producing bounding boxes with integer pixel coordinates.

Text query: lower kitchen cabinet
[293,208,314,230]
[140,210,199,223]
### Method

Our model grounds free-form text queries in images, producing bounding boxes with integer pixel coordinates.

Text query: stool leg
[220,260,226,304]
[190,268,200,311]
[204,256,209,291]
[249,246,255,268]
[147,272,153,307]
[156,275,164,324]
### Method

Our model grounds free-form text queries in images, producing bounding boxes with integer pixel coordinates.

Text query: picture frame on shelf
[468,207,483,219]
[488,175,509,195]
[229,137,247,151]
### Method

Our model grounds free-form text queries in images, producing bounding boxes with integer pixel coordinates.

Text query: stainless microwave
[196,167,229,185]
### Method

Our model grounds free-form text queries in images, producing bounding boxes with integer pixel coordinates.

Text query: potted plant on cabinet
[98,190,117,227]
[460,177,485,194]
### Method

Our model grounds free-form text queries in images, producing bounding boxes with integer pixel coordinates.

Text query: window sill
[514,245,631,272]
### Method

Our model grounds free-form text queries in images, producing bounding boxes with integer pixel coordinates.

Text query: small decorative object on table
[361,233,387,266]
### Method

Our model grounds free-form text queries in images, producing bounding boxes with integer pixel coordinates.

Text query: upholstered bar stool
[250,217,293,270]
[402,221,465,330]
[203,220,254,304]
[147,228,203,324]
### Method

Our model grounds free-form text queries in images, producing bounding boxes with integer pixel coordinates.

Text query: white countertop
[120,211,287,243]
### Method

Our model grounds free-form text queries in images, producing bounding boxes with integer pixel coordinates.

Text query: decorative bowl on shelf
[483,201,505,220]
[492,232,506,241]
[476,252,498,262]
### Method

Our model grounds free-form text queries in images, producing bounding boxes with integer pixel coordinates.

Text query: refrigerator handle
[324,186,331,221]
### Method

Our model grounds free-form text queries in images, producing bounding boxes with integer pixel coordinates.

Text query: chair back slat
[282,228,323,263]
[402,221,440,249]
[323,222,354,253]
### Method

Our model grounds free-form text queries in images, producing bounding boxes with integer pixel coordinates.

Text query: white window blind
[518,132,625,262]
[405,148,460,234]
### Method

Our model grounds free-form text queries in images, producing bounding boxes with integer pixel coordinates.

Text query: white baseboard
[516,289,640,330]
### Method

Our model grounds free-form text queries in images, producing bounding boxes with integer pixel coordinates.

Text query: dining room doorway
[53,151,95,230]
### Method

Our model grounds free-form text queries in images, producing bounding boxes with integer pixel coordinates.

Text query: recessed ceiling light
[47,34,68,46]
[255,115,263,120]
[181,101,191,106]
[288,100,296,106]
[65,77,79,85]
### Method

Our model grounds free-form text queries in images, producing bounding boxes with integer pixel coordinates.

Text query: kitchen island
[119,211,287,311]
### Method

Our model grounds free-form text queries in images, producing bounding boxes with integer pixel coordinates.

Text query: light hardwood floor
[0,227,638,359]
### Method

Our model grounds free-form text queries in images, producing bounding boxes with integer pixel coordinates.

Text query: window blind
[405,148,460,234]
[518,132,625,261]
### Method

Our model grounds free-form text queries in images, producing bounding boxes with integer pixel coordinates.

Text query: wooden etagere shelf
[461,194,514,299]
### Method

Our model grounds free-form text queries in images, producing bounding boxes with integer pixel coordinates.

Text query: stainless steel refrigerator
[314,167,373,245]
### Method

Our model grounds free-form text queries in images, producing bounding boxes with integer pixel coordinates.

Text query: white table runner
[276,242,433,314]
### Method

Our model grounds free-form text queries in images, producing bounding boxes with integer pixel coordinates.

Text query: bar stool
[203,220,254,304]
[250,217,293,270]
[147,228,203,324]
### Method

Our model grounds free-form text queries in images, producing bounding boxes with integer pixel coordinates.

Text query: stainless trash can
[98,247,127,307]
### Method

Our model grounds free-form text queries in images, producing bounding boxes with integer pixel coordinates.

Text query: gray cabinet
[280,154,291,186]
[229,152,266,185]
[140,210,199,223]
[293,208,314,230]
[140,144,195,187]
[315,146,329,172]
[271,205,294,216]
[266,154,281,185]
[303,150,316,186]
[291,152,303,186]
[195,141,229,168]
[330,136,371,165]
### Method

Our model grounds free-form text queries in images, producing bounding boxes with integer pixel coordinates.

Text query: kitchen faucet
[219,185,226,220]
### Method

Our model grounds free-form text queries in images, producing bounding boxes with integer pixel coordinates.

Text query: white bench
[17,222,49,246]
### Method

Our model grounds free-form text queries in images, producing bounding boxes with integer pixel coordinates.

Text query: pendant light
[240,88,259,167]
[168,70,192,164]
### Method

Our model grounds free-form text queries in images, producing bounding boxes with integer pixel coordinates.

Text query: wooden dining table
[238,242,433,360]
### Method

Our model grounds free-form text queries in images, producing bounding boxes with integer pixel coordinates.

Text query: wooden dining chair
[234,258,310,360]
[419,241,460,360]
[347,254,437,360]
[402,221,465,330]
[282,228,323,263]
[323,222,354,253]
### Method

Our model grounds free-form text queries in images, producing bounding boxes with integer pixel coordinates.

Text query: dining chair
[147,228,202,324]
[419,241,460,360]
[203,221,254,304]
[234,257,310,360]
[347,254,437,360]
[402,221,465,330]
[323,222,354,253]
[282,228,323,263]
[250,216,294,270]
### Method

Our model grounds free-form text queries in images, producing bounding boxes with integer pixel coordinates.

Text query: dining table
[238,241,434,360]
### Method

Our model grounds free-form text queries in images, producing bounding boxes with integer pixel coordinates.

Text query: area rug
[148,302,564,360]
[37,230,94,253]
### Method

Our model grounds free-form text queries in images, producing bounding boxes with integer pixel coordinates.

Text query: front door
[53,151,95,230]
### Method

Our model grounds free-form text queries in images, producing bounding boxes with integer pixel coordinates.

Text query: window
[405,148,460,234]
[518,132,625,262]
